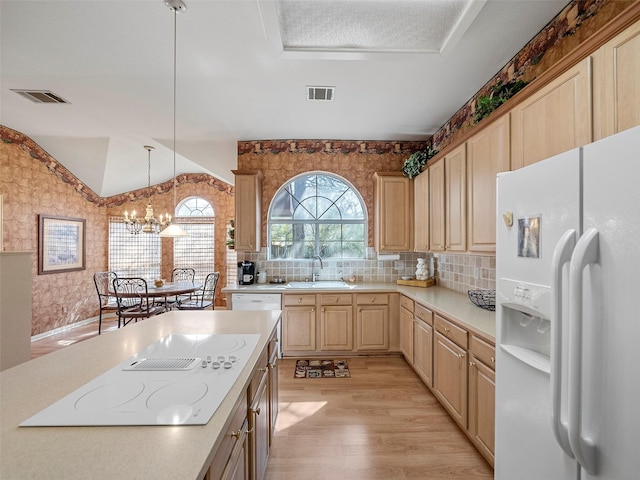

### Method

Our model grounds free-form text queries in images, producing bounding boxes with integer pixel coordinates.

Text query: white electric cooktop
[21,333,260,427]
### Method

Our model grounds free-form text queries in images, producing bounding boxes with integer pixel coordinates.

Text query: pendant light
[159,0,189,238]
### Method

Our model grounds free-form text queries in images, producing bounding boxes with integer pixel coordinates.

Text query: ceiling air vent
[11,89,69,104]
[306,86,335,101]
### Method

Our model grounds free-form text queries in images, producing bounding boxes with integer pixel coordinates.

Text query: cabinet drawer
[283,294,316,306]
[470,335,495,370]
[208,393,248,477]
[400,295,414,313]
[435,314,468,349]
[356,293,389,305]
[414,303,433,325]
[320,293,353,305]
[247,346,268,402]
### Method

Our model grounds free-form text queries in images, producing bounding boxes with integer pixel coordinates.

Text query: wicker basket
[467,289,496,311]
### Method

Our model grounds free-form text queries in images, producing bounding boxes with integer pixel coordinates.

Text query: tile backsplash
[434,252,496,294]
[235,248,496,294]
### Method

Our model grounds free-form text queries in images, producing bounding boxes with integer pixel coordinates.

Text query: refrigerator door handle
[568,228,599,475]
[550,229,576,458]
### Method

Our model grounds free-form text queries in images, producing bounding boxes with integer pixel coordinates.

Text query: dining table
[139,281,202,298]
[110,281,202,300]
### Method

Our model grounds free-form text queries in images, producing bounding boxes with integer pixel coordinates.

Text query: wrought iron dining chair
[172,267,196,283]
[93,271,119,334]
[112,277,164,328]
[157,267,197,309]
[177,272,220,310]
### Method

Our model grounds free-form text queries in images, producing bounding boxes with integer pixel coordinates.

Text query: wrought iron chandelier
[123,145,172,234]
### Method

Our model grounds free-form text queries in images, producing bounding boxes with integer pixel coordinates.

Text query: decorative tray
[396,278,435,288]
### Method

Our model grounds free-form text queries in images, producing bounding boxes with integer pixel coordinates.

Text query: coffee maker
[238,261,256,285]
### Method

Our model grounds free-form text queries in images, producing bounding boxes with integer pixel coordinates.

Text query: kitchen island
[0,310,281,480]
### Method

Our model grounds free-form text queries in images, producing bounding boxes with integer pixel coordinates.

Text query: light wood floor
[30,316,119,359]
[31,324,494,479]
[267,357,493,480]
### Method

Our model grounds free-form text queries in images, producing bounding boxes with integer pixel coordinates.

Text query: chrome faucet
[312,255,323,282]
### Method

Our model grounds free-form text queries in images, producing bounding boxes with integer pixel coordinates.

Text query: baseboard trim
[31,314,117,342]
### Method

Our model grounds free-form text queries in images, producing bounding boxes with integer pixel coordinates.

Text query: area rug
[294,359,350,378]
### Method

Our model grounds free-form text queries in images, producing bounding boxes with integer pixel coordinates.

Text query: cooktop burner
[20,334,260,427]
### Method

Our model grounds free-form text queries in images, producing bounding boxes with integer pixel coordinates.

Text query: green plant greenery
[226,220,235,248]
[474,79,528,124]
[402,145,439,179]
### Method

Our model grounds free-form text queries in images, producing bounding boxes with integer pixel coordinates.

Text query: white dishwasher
[231,293,282,356]
[231,293,282,311]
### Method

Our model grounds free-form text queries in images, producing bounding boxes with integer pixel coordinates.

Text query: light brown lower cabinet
[207,327,279,480]
[399,298,414,363]
[250,373,269,480]
[434,327,468,429]
[281,294,316,353]
[355,293,390,351]
[207,393,250,480]
[468,335,496,467]
[267,338,279,446]
[281,292,399,356]
[404,301,495,466]
[412,303,434,388]
[320,294,354,351]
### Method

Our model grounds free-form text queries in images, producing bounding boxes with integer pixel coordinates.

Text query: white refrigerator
[495,125,640,480]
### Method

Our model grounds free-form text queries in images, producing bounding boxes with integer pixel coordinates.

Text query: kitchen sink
[286,281,354,289]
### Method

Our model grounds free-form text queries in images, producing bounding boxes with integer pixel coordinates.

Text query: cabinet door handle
[469,361,476,368]
[230,430,242,438]
[444,327,450,333]
[252,407,262,416]
[298,298,302,303]
[371,297,375,303]
[490,356,495,364]
[258,367,267,373]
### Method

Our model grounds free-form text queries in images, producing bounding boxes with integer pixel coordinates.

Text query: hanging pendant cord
[172,7,177,210]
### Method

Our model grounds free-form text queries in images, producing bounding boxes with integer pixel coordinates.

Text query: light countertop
[223,283,495,342]
[0,310,281,480]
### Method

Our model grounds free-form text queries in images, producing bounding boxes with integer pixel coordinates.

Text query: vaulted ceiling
[1,0,568,196]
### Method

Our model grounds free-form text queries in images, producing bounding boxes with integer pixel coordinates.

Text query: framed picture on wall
[38,215,86,274]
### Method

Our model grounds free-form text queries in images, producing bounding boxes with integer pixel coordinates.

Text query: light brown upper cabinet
[445,144,467,252]
[511,58,592,169]
[413,169,429,252]
[428,160,446,252]
[232,170,263,252]
[466,114,510,253]
[428,144,466,252]
[374,172,413,252]
[593,18,640,140]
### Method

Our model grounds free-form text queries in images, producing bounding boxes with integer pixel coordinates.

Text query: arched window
[268,172,367,259]
[173,196,215,284]
[176,196,214,217]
